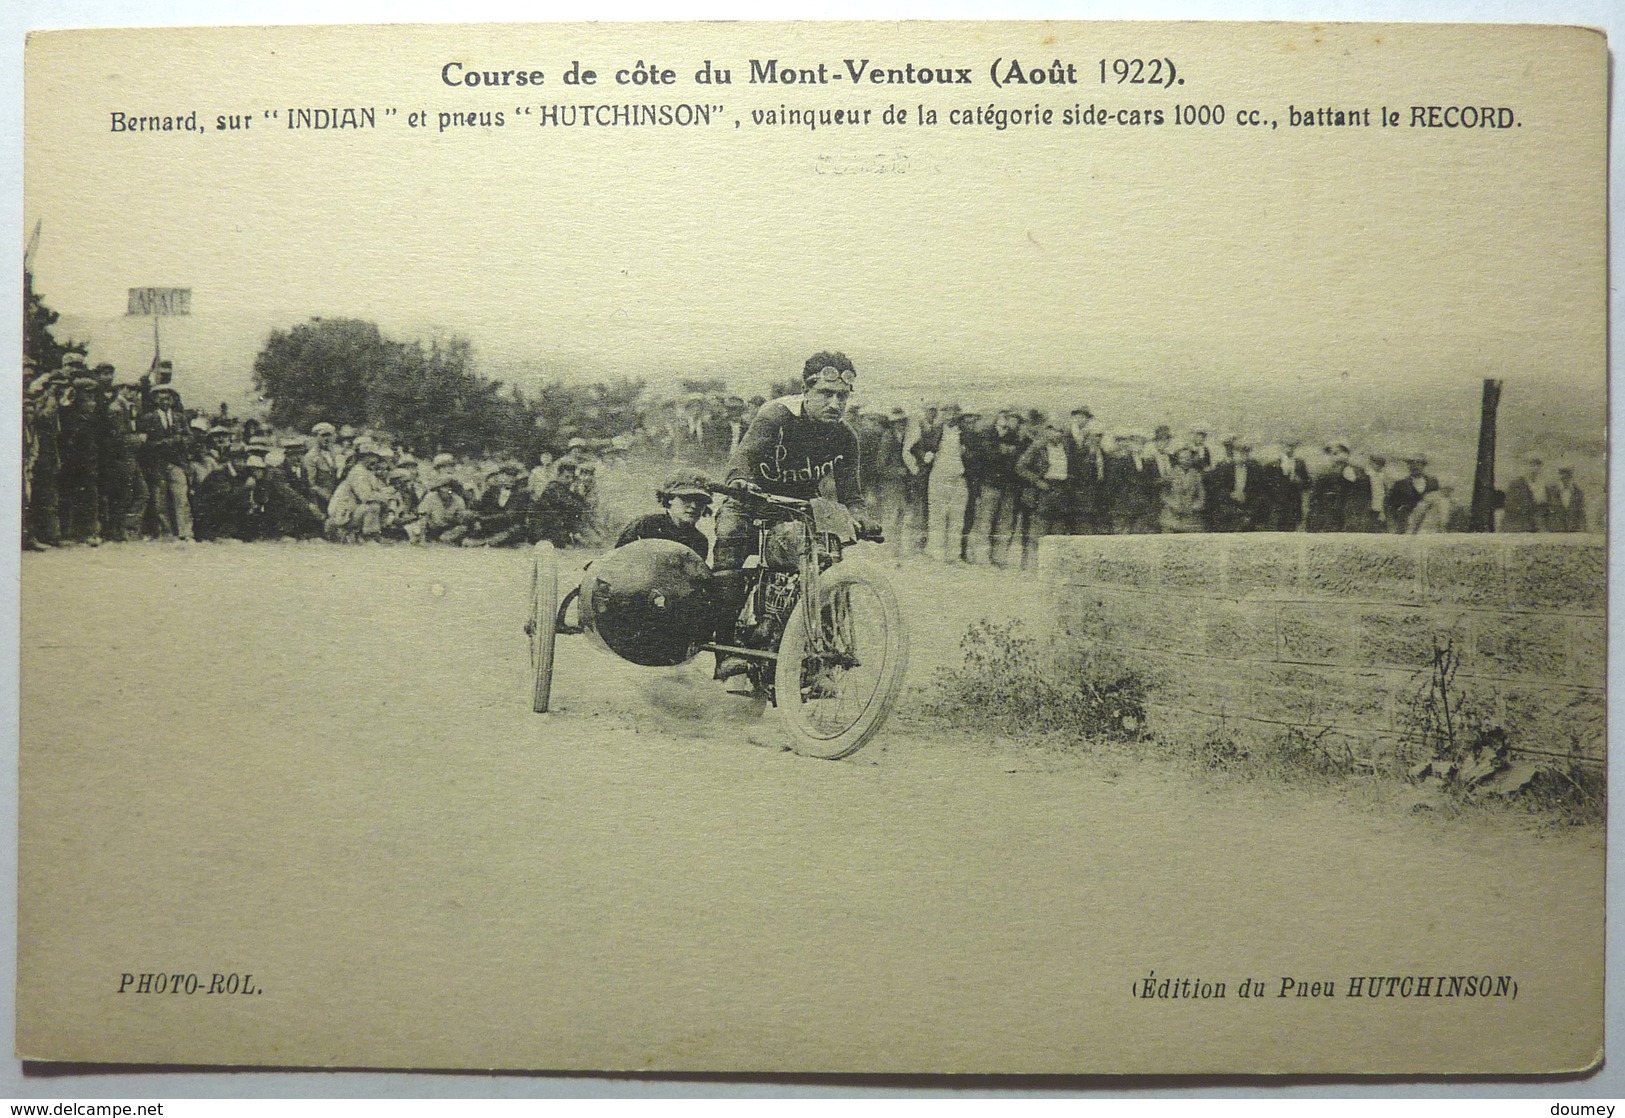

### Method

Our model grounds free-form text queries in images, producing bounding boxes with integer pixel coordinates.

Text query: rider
[713,351,866,690]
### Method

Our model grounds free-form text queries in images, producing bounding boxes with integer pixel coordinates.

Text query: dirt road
[18,542,1604,1074]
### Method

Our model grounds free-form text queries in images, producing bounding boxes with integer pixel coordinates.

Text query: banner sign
[126,286,191,316]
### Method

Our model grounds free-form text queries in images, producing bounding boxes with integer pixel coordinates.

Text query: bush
[927,620,1146,742]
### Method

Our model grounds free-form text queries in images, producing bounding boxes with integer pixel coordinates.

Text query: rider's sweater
[725,395,861,504]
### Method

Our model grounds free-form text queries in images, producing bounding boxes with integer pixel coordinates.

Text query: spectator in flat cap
[461,461,532,548]
[1545,465,1586,532]
[1259,437,1311,532]
[1203,435,1258,532]
[1386,454,1438,533]
[303,423,343,505]
[99,384,149,542]
[1501,453,1548,533]
[138,384,193,541]
[1159,445,1206,533]
[417,470,475,544]
[326,441,396,542]
[1307,440,1372,533]
[57,376,103,545]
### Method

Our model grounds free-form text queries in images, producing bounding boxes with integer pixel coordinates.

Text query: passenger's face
[667,496,707,526]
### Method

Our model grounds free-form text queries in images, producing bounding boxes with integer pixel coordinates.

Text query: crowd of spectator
[22,358,1593,561]
[838,402,1592,569]
[22,355,613,550]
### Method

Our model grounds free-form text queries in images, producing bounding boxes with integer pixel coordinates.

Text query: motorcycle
[524,483,908,759]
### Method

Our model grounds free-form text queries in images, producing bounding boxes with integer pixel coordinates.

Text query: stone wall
[1039,533,1606,763]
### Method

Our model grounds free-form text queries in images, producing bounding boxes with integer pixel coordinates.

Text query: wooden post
[1469,378,1502,532]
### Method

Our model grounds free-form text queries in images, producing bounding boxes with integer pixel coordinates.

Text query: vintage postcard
[17,20,1606,1074]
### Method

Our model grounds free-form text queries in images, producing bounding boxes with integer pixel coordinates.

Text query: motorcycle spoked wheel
[526,541,559,713]
[772,562,908,759]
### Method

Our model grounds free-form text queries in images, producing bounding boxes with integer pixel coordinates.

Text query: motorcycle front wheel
[772,561,908,759]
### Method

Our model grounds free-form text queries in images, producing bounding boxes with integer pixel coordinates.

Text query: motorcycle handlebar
[706,481,812,514]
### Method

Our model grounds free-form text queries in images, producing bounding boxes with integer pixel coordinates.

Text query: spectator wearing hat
[57,375,104,544]
[1187,428,1213,471]
[1501,454,1548,533]
[138,384,193,541]
[193,443,248,541]
[616,473,713,560]
[1159,445,1207,533]
[99,384,149,542]
[1363,452,1395,532]
[462,462,532,548]
[1016,422,1075,545]
[1259,437,1311,532]
[229,450,321,542]
[137,357,175,408]
[900,404,939,556]
[1307,440,1372,533]
[89,364,118,530]
[1408,480,1456,534]
[417,471,475,544]
[23,368,65,548]
[1386,455,1438,533]
[864,408,912,562]
[326,440,396,542]
[924,404,974,563]
[1105,432,1159,534]
[187,417,222,490]
[302,423,343,505]
[1203,435,1258,532]
[1149,425,1175,483]
[1545,466,1587,532]
[1068,420,1111,537]
[975,410,1030,566]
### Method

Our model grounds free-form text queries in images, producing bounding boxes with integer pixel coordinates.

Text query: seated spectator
[418,472,475,544]
[616,473,713,561]
[462,461,532,548]
[326,440,396,542]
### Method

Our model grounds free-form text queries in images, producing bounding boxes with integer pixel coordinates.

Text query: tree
[22,269,85,375]
[252,318,383,432]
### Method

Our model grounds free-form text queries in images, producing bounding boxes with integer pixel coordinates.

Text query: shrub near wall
[1039,533,1605,765]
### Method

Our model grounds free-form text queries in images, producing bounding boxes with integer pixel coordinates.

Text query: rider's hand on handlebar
[853,518,885,544]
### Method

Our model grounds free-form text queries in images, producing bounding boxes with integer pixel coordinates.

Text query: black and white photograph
[12,16,1610,1081]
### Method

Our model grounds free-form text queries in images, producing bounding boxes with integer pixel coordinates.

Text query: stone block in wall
[1503,540,1606,613]
[1303,537,1422,601]
[1159,543,1228,592]
[1499,683,1605,757]
[1277,604,1361,666]
[1082,536,1163,590]
[1103,591,1206,653]
[1202,600,1279,661]
[1252,665,1393,729]
[1227,536,1302,596]
[1565,617,1607,690]
[1356,608,1470,671]
[1420,536,1508,606]
[1469,611,1573,682]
